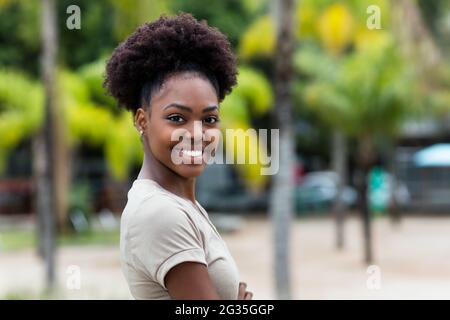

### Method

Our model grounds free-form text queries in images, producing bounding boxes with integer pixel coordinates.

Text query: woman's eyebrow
[163,103,219,113]
[202,105,219,113]
[163,103,192,112]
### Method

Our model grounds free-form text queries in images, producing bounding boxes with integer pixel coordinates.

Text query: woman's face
[137,72,220,179]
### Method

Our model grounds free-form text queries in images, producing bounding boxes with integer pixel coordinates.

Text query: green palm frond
[0,69,43,173]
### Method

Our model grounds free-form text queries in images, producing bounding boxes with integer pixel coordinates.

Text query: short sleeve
[130,196,207,289]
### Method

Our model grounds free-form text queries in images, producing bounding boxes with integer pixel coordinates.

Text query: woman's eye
[204,116,219,124]
[167,115,184,123]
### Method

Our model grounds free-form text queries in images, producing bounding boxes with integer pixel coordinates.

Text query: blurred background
[1,0,450,299]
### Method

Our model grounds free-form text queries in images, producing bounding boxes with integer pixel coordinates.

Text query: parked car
[295,171,357,213]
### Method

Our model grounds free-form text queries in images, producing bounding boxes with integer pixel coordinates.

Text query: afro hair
[104,13,238,113]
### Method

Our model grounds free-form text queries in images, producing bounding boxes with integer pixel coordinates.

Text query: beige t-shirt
[120,178,240,300]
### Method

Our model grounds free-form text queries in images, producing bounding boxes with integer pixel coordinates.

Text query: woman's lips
[181,149,202,157]
[173,147,205,164]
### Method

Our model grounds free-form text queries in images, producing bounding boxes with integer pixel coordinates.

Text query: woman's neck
[137,151,197,203]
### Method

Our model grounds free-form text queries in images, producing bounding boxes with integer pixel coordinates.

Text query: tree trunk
[33,135,46,259]
[331,130,347,250]
[53,96,69,233]
[270,0,296,300]
[387,141,401,226]
[37,0,58,291]
[357,136,374,264]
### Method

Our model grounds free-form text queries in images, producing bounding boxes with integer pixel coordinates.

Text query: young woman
[104,13,253,300]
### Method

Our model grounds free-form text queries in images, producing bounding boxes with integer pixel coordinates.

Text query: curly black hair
[104,13,238,114]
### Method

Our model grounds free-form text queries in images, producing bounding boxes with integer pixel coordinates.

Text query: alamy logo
[366,5,382,30]
[366,265,382,290]
[66,5,81,30]
[169,121,279,175]
[66,265,81,290]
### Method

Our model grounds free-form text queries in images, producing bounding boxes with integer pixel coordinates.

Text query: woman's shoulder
[125,179,197,229]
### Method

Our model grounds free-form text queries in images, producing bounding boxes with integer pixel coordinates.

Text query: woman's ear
[134,107,148,136]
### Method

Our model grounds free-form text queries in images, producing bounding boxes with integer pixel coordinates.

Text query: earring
[139,129,144,136]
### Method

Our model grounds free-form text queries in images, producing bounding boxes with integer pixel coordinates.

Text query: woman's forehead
[152,74,219,108]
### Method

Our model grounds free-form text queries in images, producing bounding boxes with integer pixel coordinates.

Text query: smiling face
[135,72,221,179]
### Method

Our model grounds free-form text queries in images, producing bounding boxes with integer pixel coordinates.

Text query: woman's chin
[175,164,206,178]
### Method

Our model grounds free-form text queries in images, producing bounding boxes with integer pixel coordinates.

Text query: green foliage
[0,228,119,253]
[420,63,450,117]
[221,66,273,131]
[79,58,116,109]
[60,66,142,181]
[418,0,450,47]
[0,0,118,72]
[295,35,419,138]
[0,69,43,173]
[0,229,35,252]
[239,15,275,59]
[232,66,273,116]
[104,111,143,180]
[68,180,93,219]
[240,0,391,59]
[109,0,171,41]
[221,92,249,129]
[0,0,40,75]
[59,70,109,147]
[170,0,260,47]
[57,0,117,69]
[0,63,142,181]
[220,66,273,191]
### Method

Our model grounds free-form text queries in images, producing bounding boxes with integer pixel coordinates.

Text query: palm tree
[270,0,296,299]
[296,35,418,263]
[315,3,354,250]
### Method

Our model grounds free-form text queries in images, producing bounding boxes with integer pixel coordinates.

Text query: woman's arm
[165,262,253,300]
[165,262,221,299]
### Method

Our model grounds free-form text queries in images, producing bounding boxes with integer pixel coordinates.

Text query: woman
[104,13,253,300]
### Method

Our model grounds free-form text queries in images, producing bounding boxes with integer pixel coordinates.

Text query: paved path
[1,215,450,299]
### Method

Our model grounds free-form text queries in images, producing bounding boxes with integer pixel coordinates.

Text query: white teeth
[182,150,202,157]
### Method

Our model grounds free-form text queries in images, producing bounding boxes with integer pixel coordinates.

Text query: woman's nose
[186,120,204,144]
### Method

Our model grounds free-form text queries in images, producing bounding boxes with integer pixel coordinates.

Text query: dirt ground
[1,215,450,299]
